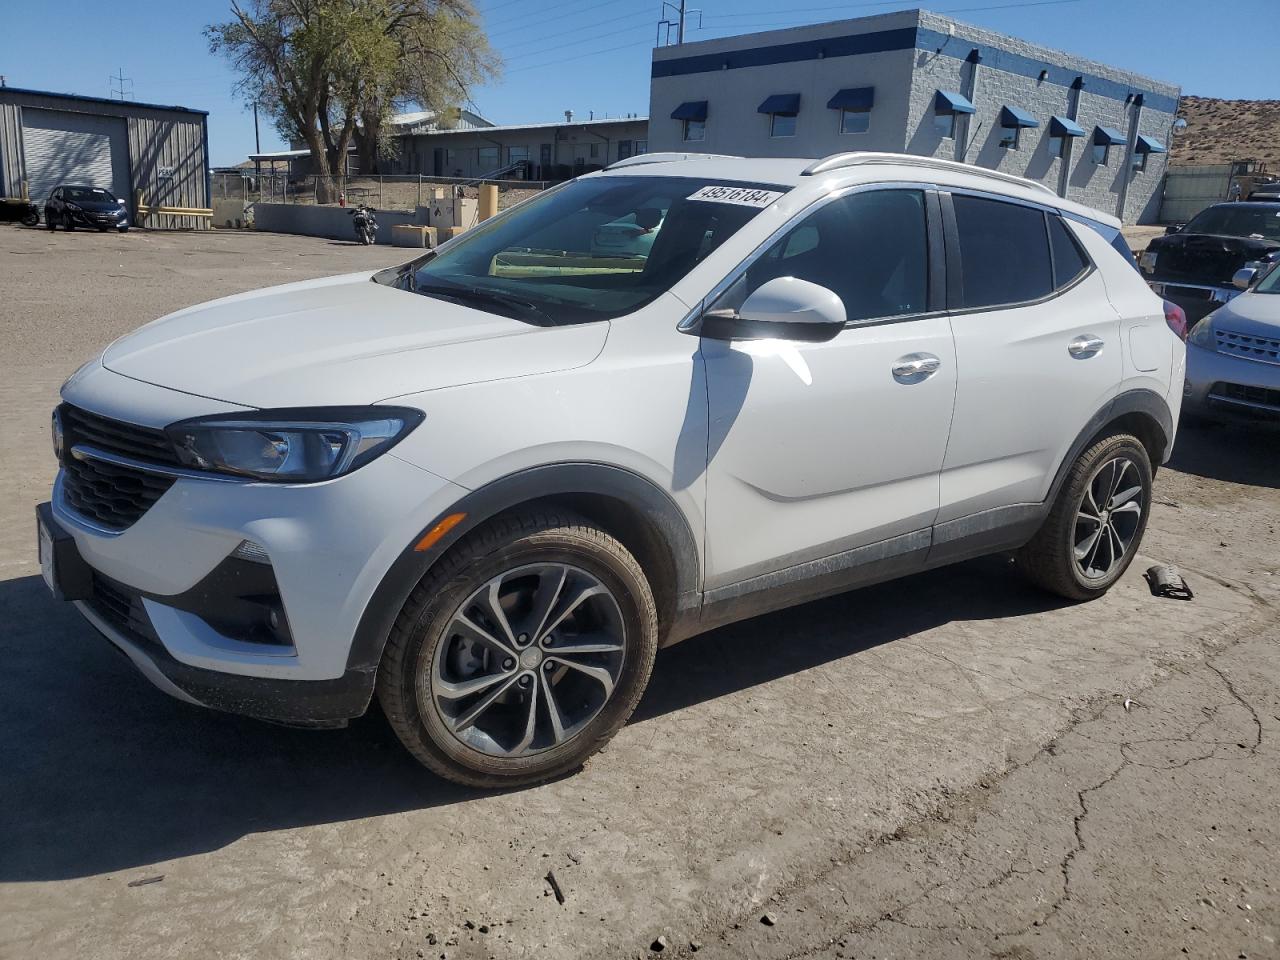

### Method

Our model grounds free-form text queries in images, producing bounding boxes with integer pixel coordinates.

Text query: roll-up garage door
[22,108,129,204]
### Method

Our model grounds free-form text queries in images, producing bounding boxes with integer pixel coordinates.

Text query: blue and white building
[649,9,1180,223]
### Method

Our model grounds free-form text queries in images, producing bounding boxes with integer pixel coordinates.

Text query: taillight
[1163,299,1188,341]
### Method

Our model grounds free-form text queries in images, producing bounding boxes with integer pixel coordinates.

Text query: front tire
[1017,432,1152,601]
[62,212,75,232]
[377,509,658,788]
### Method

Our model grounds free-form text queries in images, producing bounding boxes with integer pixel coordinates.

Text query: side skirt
[666,504,1048,646]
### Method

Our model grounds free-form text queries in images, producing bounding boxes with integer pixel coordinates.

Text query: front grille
[1210,381,1280,412]
[61,404,181,467]
[62,454,175,531]
[59,404,181,531]
[87,572,159,647]
[1216,329,1280,366]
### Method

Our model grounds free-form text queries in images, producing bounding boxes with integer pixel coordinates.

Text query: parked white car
[39,152,1186,787]
[1183,262,1280,420]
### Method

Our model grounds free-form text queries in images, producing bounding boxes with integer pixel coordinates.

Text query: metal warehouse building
[0,87,210,228]
[649,9,1180,223]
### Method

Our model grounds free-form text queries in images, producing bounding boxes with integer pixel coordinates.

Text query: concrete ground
[1,225,1276,960]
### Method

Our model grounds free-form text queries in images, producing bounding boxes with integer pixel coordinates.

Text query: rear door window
[952,195,1053,309]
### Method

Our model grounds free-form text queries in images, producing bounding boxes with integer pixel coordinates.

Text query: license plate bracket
[35,503,94,601]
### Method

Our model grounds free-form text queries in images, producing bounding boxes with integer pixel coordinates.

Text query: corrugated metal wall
[1159,164,1232,224]
[0,90,208,227]
[0,102,24,197]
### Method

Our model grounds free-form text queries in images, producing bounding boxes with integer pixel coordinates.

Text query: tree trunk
[356,111,382,175]
[303,129,337,204]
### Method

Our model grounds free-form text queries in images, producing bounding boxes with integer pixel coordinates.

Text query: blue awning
[1049,115,1086,138]
[934,90,975,115]
[1000,105,1039,129]
[758,93,800,115]
[1094,125,1126,146]
[827,87,875,111]
[671,100,708,121]
[1135,134,1167,154]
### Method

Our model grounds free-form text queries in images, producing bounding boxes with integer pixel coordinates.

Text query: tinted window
[1047,215,1090,288]
[953,195,1053,308]
[724,189,929,323]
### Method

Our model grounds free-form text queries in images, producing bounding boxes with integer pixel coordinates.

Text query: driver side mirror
[697,277,847,343]
[1164,222,1184,235]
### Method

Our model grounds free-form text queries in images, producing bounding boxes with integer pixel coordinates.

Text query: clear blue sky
[2,0,1276,166]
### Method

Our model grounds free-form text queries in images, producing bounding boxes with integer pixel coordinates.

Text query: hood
[1148,232,1280,286]
[102,272,609,408]
[70,199,125,212]
[1206,290,1280,337]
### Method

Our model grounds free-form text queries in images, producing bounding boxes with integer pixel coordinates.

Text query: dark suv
[1140,201,1280,322]
[44,185,130,233]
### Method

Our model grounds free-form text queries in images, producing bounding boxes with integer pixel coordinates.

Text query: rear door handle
[891,353,942,381]
[1068,334,1105,358]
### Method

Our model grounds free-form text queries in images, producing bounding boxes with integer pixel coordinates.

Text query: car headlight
[164,407,424,482]
[1187,318,1215,349]
[66,202,82,212]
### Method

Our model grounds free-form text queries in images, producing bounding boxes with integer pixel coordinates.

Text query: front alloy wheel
[426,563,626,757]
[378,510,658,787]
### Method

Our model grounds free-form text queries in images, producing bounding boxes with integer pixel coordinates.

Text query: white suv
[38,152,1187,786]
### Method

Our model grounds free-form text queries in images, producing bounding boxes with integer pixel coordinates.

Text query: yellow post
[478,183,498,222]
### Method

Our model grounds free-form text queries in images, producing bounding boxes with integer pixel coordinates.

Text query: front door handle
[892,353,942,381]
[1068,334,1105,358]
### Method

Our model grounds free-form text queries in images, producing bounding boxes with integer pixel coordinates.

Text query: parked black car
[44,185,130,233]
[0,197,40,226]
[1140,202,1280,323]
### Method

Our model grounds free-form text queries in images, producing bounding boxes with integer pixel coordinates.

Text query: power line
[505,37,652,74]
[486,0,637,39]
[502,19,655,65]
[500,9,653,55]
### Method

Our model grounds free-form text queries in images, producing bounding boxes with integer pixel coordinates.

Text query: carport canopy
[757,93,800,115]
[1049,115,1086,138]
[1000,105,1039,129]
[934,90,975,115]
[670,100,708,121]
[1093,125,1127,145]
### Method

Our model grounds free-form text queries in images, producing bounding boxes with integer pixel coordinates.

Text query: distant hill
[1172,95,1280,169]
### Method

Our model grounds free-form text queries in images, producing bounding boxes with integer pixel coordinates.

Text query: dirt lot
[1,225,1277,960]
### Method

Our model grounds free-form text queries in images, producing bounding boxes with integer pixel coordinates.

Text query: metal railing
[211,171,549,213]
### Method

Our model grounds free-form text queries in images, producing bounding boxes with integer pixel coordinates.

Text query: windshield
[383,175,786,325]
[1255,262,1280,294]
[1183,204,1280,242]
[64,187,117,203]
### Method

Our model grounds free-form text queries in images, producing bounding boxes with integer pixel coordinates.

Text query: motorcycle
[1,198,40,227]
[349,204,377,245]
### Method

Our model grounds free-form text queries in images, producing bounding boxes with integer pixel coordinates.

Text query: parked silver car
[1184,263,1280,419]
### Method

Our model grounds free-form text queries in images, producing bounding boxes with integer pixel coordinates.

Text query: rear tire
[377,509,658,788]
[1017,432,1152,601]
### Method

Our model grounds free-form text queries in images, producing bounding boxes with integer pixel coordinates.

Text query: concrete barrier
[212,199,251,229]
[251,203,423,245]
[391,224,436,248]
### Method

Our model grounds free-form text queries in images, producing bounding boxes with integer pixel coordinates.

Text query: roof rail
[606,151,741,171]
[801,152,1056,196]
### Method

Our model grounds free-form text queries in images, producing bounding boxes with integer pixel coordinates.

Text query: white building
[648,9,1180,223]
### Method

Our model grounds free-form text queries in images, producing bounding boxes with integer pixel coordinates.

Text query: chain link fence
[212,171,548,213]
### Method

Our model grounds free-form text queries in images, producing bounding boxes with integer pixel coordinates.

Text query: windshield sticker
[687,185,783,208]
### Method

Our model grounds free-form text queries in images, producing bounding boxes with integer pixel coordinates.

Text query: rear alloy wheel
[377,510,658,787]
[1018,433,1153,601]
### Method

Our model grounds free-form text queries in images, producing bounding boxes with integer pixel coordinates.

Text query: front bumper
[68,208,130,228]
[1183,340,1280,420]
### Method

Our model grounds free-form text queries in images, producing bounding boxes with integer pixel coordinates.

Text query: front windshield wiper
[414,283,558,326]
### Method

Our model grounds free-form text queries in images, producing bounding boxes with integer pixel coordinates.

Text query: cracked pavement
[1,228,1278,960]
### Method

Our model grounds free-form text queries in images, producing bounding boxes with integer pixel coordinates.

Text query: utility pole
[658,0,700,46]
[253,102,261,154]
[109,67,133,101]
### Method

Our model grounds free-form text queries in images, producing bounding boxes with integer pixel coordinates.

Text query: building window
[634,139,648,155]
[683,119,705,142]
[617,140,633,161]
[1093,143,1109,165]
[478,145,499,171]
[508,145,529,177]
[999,126,1020,150]
[1048,134,1066,159]
[840,109,870,135]
[589,142,599,158]
[935,112,957,139]
[1132,151,1148,173]
[769,111,798,138]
